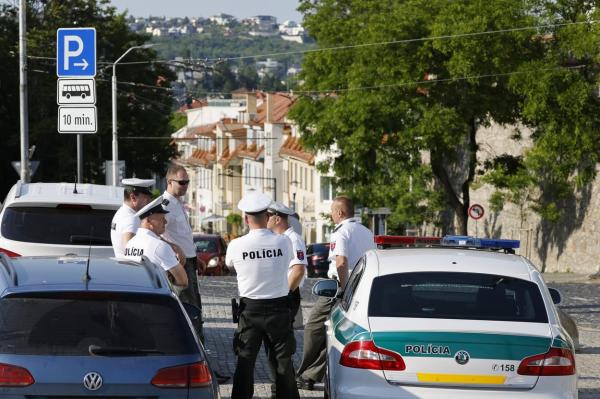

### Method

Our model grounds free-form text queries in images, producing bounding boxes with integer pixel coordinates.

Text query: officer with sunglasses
[162,164,204,340]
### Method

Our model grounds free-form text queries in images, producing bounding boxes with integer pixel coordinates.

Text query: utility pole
[19,0,30,183]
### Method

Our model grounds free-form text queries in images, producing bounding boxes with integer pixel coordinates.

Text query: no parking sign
[468,204,485,220]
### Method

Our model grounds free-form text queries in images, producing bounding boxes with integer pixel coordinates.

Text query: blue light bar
[441,235,520,249]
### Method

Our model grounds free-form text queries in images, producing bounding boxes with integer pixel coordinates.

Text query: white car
[0,181,122,257]
[314,235,577,399]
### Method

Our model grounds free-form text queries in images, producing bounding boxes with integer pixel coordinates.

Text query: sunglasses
[172,179,190,185]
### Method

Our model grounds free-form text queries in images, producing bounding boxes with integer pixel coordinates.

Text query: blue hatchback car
[0,253,219,398]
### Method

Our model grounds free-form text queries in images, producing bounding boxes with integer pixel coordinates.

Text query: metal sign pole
[77,134,83,183]
[19,0,30,183]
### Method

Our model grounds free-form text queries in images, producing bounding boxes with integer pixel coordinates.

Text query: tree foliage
[0,0,177,198]
[291,0,543,234]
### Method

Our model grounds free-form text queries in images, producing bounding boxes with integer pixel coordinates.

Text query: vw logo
[455,350,470,365]
[83,372,103,391]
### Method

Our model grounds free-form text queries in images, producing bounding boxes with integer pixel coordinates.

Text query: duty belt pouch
[231,298,240,323]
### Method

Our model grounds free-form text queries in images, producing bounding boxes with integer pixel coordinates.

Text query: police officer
[267,202,307,324]
[124,196,188,289]
[162,165,204,338]
[266,202,307,398]
[110,178,154,257]
[226,192,300,399]
[296,196,375,390]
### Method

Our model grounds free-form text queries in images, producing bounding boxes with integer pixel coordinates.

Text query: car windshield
[368,272,548,323]
[1,206,113,245]
[195,239,217,252]
[0,292,198,355]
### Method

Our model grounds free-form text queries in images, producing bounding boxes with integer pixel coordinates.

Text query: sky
[109,0,304,22]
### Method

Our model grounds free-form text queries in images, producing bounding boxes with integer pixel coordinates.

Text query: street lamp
[111,43,157,185]
[290,180,299,211]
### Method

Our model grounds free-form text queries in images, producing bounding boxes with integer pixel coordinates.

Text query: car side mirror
[312,279,339,298]
[183,302,201,322]
[548,288,562,304]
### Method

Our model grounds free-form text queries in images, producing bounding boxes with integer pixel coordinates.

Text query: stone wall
[468,123,600,274]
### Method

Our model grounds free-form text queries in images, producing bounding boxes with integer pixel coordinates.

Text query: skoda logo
[83,372,103,391]
[454,350,470,365]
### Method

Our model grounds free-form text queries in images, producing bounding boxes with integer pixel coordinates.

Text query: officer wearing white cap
[110,178,155,257]
[225,192,300,399]
[266,201,307,397]
[124,196,188,288]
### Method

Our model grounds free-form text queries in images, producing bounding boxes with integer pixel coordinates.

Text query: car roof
[373,248,535,281]
[0,256,171,296]
[3,182,122,209]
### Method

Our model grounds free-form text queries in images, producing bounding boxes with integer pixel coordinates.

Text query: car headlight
[207,257,219,268]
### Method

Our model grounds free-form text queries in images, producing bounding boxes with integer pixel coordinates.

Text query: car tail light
[517,347,575,376]
[0,363,34,387]
[151,362,212,388]
[340,340,405,370]
[0,248,20,257]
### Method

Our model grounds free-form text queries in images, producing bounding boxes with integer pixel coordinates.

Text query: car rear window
[0,293,198,355]
[194,238,218,253]
[368,272,548,323]
[1,206,113,245]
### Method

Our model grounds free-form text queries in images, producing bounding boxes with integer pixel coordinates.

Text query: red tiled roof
[253,93,295,124]
[279,136,315,164]
[187,123,217,139]
[237,142,265,161]
[185,145,217,167]
[218,143,245,166]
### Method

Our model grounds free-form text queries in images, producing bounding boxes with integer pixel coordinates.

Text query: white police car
[314,236,577,399]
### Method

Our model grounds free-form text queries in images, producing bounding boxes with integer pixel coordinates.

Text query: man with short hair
[110,178,154,257]
[161,165,203,334]
[124,196,188,288]
[296,196,375,390]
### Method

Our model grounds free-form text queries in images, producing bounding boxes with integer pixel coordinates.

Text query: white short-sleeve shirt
[110,204,140,257]
[124,228,179,272]
[327,218,375,279]
[161,191,196,258]
[226,229,293,299]
[283,227,308,288]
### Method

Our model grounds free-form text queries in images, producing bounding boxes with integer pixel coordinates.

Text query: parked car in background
[0,181,121,257]
[306,242,330,277]
[193,234,228,276]
[0,253,218,398]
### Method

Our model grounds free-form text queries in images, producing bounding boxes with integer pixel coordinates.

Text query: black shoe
[214,371,230,384]
[296,376,315,390]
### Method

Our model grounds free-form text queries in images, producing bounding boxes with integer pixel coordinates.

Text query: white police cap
[237,191,272,214]
[268,201,294,216]
[135,195,169,219]
[121,177,155,196]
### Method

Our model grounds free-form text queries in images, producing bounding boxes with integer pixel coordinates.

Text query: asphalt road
[200,275,600,399]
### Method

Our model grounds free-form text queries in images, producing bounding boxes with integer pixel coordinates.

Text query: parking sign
[56,28,96,77]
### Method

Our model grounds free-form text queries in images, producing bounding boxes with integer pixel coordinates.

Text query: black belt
[241,296,289,306]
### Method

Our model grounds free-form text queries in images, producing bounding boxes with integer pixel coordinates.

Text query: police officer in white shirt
[110,178,154,257]
[161,165,203,337]
[124,196,188,288]
[296,196,375,390]
[226,192,300,399]
[267,202,307,319]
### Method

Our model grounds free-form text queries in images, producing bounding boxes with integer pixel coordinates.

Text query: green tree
[1,0,177,198]
[290,0,543,234]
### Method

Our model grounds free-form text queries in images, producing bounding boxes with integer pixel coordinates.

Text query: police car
[314,236,577,399]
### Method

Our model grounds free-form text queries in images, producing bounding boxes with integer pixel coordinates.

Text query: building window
[321,177,333,201]
[310,170,314,192]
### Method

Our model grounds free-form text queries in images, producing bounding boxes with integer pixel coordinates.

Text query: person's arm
[336,255,349,289]
[168,264,189,287]
[288,264,305,291]
[225,241,236,274]
[121,232,135,249]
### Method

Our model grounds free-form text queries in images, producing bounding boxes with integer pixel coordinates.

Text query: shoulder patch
[297,250,304,261]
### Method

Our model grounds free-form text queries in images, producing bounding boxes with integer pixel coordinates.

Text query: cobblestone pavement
[200,274,600,399]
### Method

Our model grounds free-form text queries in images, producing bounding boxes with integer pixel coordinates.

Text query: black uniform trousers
[232,296,300,399]
[177,257,204,343]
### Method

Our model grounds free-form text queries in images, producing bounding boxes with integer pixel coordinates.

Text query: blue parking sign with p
[56,28,96,77]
